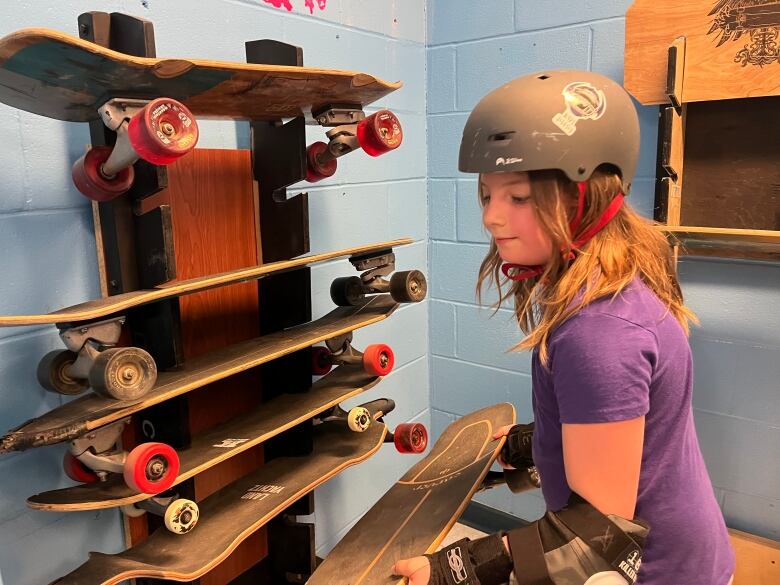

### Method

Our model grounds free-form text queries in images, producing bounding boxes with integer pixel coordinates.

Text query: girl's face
[480,172,553,266]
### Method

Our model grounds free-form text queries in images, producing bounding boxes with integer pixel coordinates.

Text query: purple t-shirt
[531,277,735,584]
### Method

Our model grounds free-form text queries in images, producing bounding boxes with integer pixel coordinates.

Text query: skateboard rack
[79,11,316,584]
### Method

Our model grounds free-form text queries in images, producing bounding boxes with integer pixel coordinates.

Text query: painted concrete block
[389,179,428,242]
[429,180,457,240]
[431,356,532,417]
[430,241,490,304]
[695,411,780,501]
[0,210,100,341]
[427,47,457,113]
[428,0,515,46]
[679,261,780,348]
[456,178,488,244]
[456,305,531,373]
[722,490,780,541]
[428,113,470,179]
[385,42,427,114]
[591,18,626,83]
[456,27,591,111]
[515,0,632,31]
[430,300,456,357]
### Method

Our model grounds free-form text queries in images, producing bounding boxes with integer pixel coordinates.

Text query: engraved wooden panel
[626,1,780,105]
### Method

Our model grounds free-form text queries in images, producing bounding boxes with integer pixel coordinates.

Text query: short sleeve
[549,313,656,424]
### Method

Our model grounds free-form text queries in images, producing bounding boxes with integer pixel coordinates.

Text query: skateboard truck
[329,250,427,306]
[72,97,199,201]
[311,334,394,377]
[121,494,200,535]
[36,316,157,401]
[306,105,403,182]
[64,418,180,494]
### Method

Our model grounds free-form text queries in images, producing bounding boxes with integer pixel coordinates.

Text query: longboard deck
[0,28,401,122]
[49,420,389,585]
[308,403,516,585]
[27,364,380,510]
[0,239,411,326]
[1,295,397,453]
[625,0,780,104]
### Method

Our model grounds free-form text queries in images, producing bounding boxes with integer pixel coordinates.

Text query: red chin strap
[501,182,625,282]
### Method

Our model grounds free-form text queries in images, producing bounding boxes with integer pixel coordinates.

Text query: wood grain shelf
[657,226,780,261]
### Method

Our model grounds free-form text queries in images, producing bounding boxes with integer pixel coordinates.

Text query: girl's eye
[512,195,531,204]
[480,194,491,204]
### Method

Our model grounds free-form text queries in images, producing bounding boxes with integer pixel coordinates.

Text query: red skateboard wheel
[123,442,180,494]
[127,98,199,165]
[356,110,403,156]
[306,142,337,182]
[72,146,135,202]
[393,422,428,454]
[311,346,333,375]
[63,452,99,483]
[362,343,394,376]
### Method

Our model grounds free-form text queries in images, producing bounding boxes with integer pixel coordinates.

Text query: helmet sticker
[552,81,607,136]
[495,157,523,166]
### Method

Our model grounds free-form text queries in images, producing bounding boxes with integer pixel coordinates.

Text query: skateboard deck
[27,364,380,511]
[625,0,780,104]
[0,239,411,327]
[0,28,401,122]
[49,419,389,585]
[308,403,516,585]
[1,294,398,453]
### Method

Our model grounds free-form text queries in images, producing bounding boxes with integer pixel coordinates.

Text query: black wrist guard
[425,534,513,585]
[501,422,534,469]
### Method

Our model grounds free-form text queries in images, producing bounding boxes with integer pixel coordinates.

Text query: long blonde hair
[476,167,698,366]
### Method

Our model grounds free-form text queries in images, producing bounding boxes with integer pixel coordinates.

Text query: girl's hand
[493,424,517,469]
[393,556,431,584]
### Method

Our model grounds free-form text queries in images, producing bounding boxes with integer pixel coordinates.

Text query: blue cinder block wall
[0,1,426,583]
[427,0,779,540]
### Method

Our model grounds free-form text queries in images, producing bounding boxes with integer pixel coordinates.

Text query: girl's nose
[482,200,505,228]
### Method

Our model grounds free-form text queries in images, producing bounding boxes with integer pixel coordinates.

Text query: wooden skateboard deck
[27,364,380,511]
[0,239,411,327]
[1,294,397,453]
[308,403,516,585]
[49,419,389,585]
[0,28,401,122]
[625,0,780,104]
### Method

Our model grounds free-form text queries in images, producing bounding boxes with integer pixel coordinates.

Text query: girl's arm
[562,416,645,519]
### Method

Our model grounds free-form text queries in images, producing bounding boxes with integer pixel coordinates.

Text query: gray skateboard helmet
[458,70,640,191]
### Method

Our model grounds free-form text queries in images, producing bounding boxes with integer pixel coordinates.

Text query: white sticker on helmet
[495,157,524,166]
[552,82,607,136]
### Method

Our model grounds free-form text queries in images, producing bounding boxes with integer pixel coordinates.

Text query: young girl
[393,70,735,584]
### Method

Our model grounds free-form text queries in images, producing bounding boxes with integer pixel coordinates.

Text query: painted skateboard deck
[625,0,780,104]
[0,28,401,122]
[0,239,411,327]
[49,419,389,585]
[1,294,398,453]
[27,364,381,511]
[308,403,516,585]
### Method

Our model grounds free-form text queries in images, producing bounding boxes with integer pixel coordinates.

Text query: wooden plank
[625,1,780,105]
[730,529,780,585]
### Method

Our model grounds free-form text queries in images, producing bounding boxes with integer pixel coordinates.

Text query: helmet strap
[500,182,625,282]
